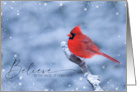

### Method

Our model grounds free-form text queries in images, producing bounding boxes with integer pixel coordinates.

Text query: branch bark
[61,41,103,91]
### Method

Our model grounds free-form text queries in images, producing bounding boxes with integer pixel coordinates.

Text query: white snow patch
[14,54,17,57]
[116,12,119,15]
[44,3,47,6]
[60,3,63,7]
[19,83,22,86]
[79,77,83,80]
[84,8,87,11]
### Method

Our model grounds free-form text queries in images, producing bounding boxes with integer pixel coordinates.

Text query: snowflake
[9,36,12,39]
[118,54,120,57]
[17,13,20,16]
[83,86,86,89]
[84,8,87,11]
[60,3,63,7]
[118,35,120,38]
[2,69,5,72]
[44,89,48,91]
[1,13,2,16]
[116,12,119,15]
[51,89,53,91]
[12,1,15,3]
[107,81,109,84]
[68,84,71,87]
[14,54,17,57]
[17,10,20,12]
[19,83,22,86]
[11,7,14,9]
[96,5,99,8]
[19,76,23,80]
[33,82,35,85]
[3,2,7,5]
[44,3,47,6]
[39,3,41,5]
[76,87,79,90]
[79,77,83,80]
[102,65,105,69]
[115,87,119,90]
[125,4,126,7]
[124,42,126,44]
[71,90,74,91]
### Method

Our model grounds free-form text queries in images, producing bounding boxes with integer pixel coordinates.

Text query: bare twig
[61,41,103,91]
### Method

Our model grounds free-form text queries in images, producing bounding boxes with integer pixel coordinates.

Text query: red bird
[67,25,120,63]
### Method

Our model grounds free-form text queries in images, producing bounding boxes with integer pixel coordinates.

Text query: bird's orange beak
[67,33,72,38]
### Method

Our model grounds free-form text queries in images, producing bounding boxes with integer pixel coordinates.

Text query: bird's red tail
[99,52,120,64]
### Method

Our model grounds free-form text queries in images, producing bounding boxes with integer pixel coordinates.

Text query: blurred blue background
[1,1,126,91]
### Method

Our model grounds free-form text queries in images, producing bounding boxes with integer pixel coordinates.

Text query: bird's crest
[71,25,82,35]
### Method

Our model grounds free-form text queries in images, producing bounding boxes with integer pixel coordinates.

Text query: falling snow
[11,7,14,9]
[9,36,12,39]
[116,12,119,15]
[19,76,23,80]
[83,86,86,89]
[14,54,17,57]
[118,35,121,38]
[96,5,99,8]
[79,77,83,81]
[3,2,7,5]
[76,87,79,90]
[17,13,20,16]
[84,8,87,11]
[115,87,119,90]
[19,83,22,86]
[59,3,63,7]
[44,3,47,6]
[118,54,120,57]
[44,89,48,91]
[2,69,5,72]
[1,1,126,91]
[102,65,105,69]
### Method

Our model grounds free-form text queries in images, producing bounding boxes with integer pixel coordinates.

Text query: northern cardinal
[67,25,120,64]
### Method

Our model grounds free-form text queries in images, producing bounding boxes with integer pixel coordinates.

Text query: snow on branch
[61,41,103,91]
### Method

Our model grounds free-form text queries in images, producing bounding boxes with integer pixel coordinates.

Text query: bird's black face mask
[69,33,76,39]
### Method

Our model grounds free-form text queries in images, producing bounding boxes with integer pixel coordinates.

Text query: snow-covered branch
[61,41,103,91]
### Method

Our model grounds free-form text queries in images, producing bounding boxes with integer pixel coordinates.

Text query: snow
[83,86,86,89]
[9,36,12,39]
[17,13,20,16]
[11,7,14,9]
[1,1,126,91]
[76,87,79,90]
[19,76,23,80]
[118,54,120,57]
[19,83,22,86]
[59,3,63,7]
[116,12,119,15]
[44,89,48,91]
[14,54,17,57]
[102,65,105,69]
[79,77,83,81]
[2,69,5,72]
[44,3,47,6]
[84,8,87,11]
[3,2,6,5]
[96,5,99,8]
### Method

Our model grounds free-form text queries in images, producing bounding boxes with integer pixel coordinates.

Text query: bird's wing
[81,35,100,52]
